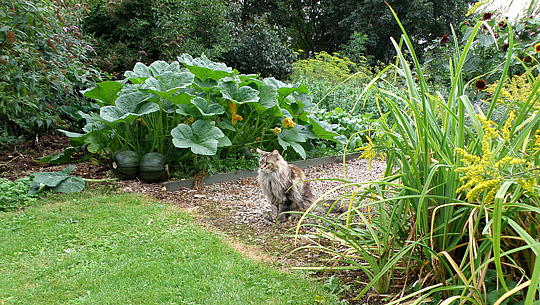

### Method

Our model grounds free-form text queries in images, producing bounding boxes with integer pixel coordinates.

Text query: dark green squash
[139,152,169,183]
[111,150,140,179]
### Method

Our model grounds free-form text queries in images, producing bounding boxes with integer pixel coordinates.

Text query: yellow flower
[282,117,295,128]
[228,101,238,113]
[188,117,195,123]
[273,127,282,135]
[232,113,243,125]
[535,43,540,53]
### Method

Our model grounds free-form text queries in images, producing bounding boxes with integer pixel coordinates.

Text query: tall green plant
[294,5,540,304]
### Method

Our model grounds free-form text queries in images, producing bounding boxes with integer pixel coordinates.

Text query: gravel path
[117,157,386,241]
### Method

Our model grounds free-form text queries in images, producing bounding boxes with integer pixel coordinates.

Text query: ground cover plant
[0,191,344,304]
[292,5,540,305]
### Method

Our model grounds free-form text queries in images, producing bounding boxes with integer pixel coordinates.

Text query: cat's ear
[256,148,265,154]
[271,150,280,155]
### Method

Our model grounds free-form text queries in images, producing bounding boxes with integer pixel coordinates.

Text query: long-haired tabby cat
[257,148,346,220]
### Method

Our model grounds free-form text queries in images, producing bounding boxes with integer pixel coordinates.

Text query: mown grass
[0,191,342,305]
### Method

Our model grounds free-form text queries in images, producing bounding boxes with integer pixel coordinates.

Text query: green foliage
[0,177,36,211]
[29,165,85,195]
[221,6,297,80]
[296,9,540,304]
[0,0,101,142]
[82,0,231,74]
[339,31,374,65]
[70,55,344,176]
[0,192,342,304]
[309,108,382,151]
[422,10,540,88]
[292,51,360,85]
[341,0,475,63]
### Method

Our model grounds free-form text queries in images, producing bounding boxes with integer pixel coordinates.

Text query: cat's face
[257,149,282,172]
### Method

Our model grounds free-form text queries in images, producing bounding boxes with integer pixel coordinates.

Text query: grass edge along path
[0,192,342,305]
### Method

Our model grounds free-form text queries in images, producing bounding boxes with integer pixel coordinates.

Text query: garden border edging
[163,152,363,191]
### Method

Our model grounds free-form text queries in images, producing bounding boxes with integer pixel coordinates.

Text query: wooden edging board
[163,152,363,191]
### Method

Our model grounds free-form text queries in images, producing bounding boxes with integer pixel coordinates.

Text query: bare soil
[0,131,386,304]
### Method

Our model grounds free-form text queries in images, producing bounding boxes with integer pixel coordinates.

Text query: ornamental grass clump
[293,5,540,305]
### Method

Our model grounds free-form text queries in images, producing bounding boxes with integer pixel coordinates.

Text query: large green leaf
[148,60,181,76]
[100,92,159,123]
[277,129,306,159]
[308,116,347,144]
[82,81,123,105]
[175,104,200,118]
[31,166,85,194]
[265,77,308,99]
[252,84,278,113]
[178,54,236,81]
[85,132,110,154]
[168,91,196,106]
[219,81,259,104]
[38,147,76,164]
[171,120,230,155]
[125,62,152,83]
[191,97,225,117]
[144,71,194,99]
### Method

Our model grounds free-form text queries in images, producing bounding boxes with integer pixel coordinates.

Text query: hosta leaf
[191,97,225,117]
[178,54,236,81]
[277,129,306,159]
[171,120,226,155]
[219,81,259,104]
[82,81,122,105]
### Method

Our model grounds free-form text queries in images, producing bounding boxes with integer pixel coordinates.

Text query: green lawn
[0,192,341,304]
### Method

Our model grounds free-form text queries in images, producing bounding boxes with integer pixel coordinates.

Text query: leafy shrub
[220,6,296,80]
[0,177,36,211]
[82,0,231,74]
[339,31,374,66]
[66,55,345,176]
[0,0,101,143]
